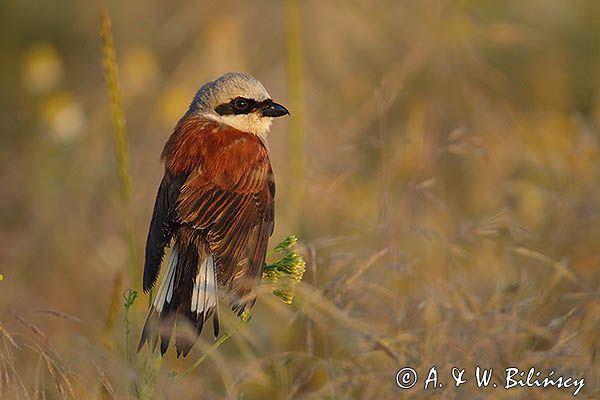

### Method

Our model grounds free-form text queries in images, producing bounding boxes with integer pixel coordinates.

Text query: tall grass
[284,0,305,230]
[122,289,138,374]
[100,9,151,398]
[100,8,131,207]
[99,6,140,354]
[100,7,139,284]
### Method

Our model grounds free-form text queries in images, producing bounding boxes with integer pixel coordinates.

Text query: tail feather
[190,254,217,331]
[212,260,220,337]
[155,248,178,313]
[138,238,220,356]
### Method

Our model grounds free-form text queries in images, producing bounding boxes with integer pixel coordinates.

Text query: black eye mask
[215,97,273,116]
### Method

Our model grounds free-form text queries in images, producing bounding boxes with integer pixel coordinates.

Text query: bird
[137,72,289,357]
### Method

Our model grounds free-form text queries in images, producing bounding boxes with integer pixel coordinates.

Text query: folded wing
[143,171,188,292]
[175,132,275,313]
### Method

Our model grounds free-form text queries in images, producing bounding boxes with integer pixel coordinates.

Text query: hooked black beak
[261,101,289,117]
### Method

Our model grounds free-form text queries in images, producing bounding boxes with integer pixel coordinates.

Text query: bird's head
[189,72,289,137]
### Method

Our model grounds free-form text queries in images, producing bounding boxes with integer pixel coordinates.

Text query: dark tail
[138,234,219,357]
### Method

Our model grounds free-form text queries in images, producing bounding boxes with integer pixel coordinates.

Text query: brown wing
[174,128,275,313]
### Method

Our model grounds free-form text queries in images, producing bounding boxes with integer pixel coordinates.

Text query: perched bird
[138,72,289,357]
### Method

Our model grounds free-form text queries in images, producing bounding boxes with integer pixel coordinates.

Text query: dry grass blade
[561,291,600,301]
[22,341,77,400]
[35,310,83,325]
[342,248,389,290]
[297,284,402,361]
[0,324,31,399]
[95,364,115,399]
[323,248,389,303]
[512,247,582,287]
[0,325,21,351]
[12,313,50,349]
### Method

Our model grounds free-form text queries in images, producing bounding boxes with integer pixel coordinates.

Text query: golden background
[1,0,599,398]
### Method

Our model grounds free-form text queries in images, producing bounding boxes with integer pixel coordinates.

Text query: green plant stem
[100,9,143,398]
[137,352,163,400]
[122,289,138,372]
[175,331,233,382]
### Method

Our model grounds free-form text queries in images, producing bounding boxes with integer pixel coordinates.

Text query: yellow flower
[263,235,306,304]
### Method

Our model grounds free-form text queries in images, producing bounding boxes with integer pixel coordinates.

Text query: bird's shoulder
[162,114,271,192]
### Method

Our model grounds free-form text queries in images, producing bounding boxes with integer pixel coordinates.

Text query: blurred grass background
[1,0,600,399]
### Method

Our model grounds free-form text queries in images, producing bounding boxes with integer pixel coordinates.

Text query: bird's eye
[233,98,249,110]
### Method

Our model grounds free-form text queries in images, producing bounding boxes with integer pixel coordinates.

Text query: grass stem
[175,331,233,382]
[284,0,305,230]
[100,7,139,284]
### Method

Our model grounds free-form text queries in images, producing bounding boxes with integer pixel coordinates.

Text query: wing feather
[174,132,275,310]
[143,172,188,292]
